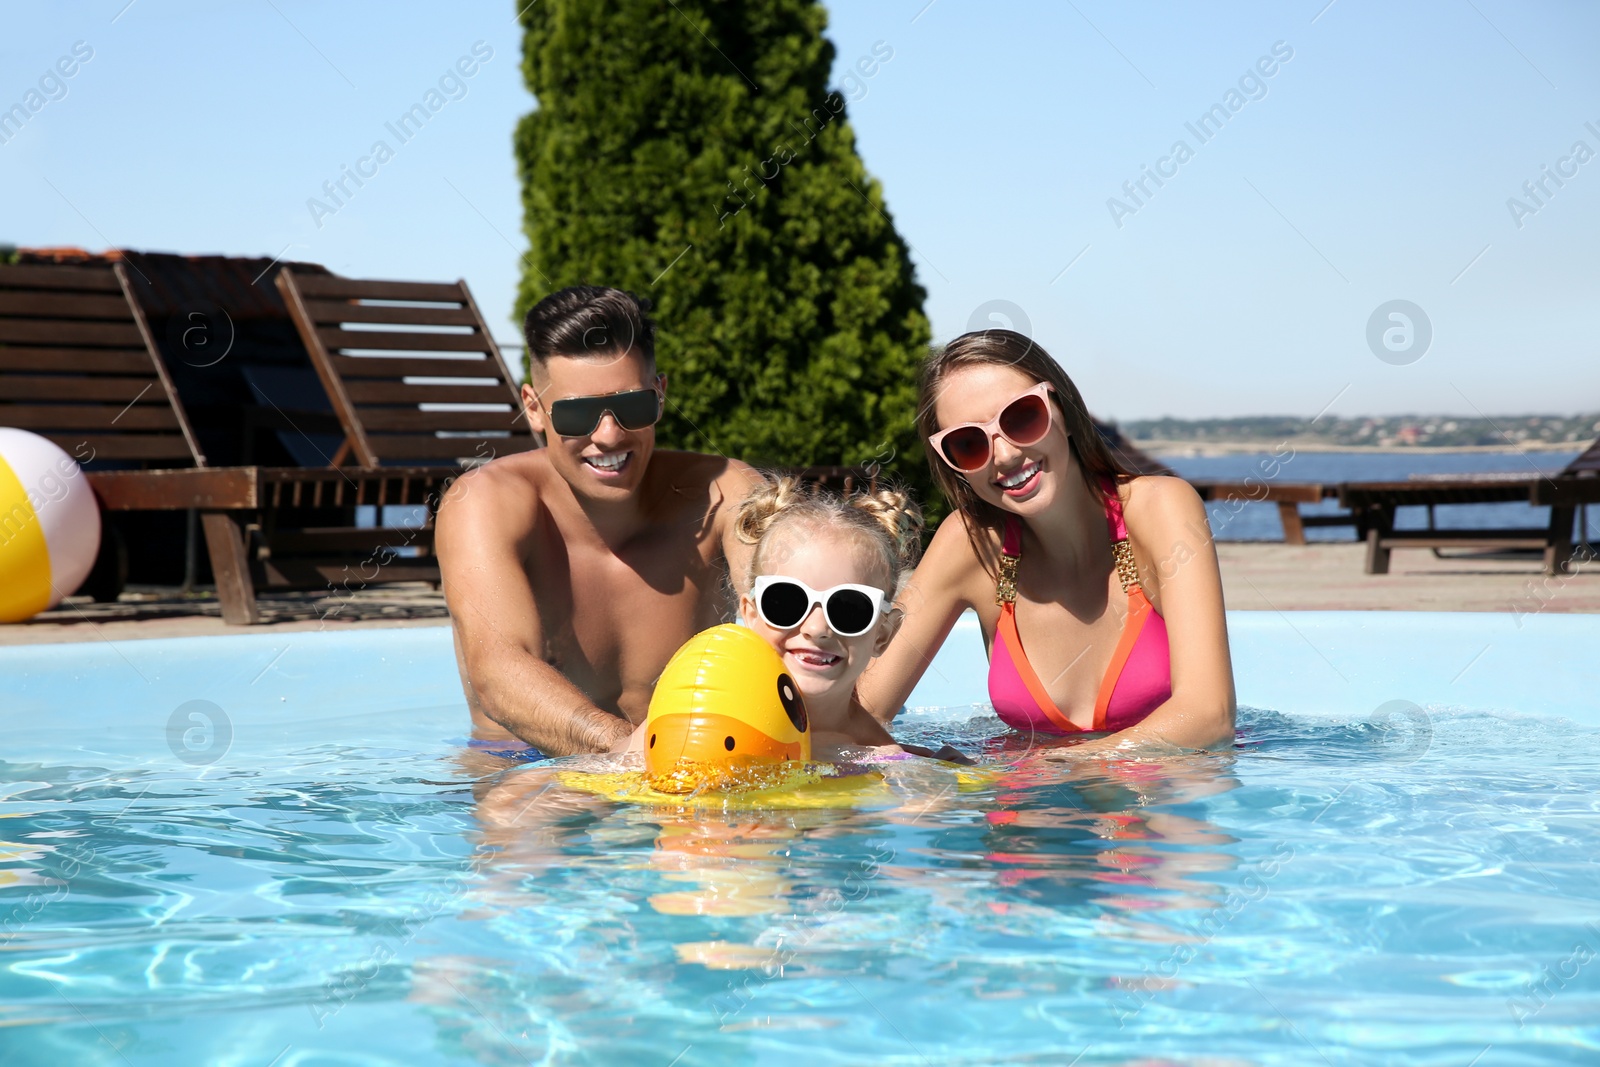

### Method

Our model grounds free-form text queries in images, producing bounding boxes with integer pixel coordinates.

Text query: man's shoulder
[440,449,550,522]
[649,450,760,496]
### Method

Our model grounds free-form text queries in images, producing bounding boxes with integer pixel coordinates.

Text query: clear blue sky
[4,0,1597,423]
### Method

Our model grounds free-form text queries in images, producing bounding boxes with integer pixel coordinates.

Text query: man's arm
[436,466,631,755]
[713,459,763,602]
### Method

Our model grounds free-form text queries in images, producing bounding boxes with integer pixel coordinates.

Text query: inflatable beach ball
[0,428,101,622]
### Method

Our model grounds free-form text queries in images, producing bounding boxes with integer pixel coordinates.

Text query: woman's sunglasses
[546,380,664,437]
[751,576,890,638]
[926,382,1054,472]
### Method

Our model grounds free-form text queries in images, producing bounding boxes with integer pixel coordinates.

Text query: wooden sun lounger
[1,261,257,619]
[275,268,537,469]
[208,266,540,621]
[0,260,517,625]
[1186,481,1345,544]
[86,464,462,618]
[1339,462,1600,576]
[0,262,201,467]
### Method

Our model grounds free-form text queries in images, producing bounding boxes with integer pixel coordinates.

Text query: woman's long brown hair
[916,329,1136,575]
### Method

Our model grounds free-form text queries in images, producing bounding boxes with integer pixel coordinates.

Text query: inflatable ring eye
[776,673,807,734]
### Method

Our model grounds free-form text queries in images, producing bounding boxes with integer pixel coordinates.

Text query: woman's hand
[898,742,977,765]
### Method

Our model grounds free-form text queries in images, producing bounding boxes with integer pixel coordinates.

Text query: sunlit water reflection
[2,703,1598,1064]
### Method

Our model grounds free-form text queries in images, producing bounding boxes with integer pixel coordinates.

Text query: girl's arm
[1051,477,1236,756]
[855,513,984,726]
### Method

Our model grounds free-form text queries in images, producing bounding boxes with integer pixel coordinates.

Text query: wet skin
[856,362,1236,754]
[436,349,758,756]
[738,526,903,758]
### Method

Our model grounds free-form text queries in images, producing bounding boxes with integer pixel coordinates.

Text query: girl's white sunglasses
[751,576,889,637]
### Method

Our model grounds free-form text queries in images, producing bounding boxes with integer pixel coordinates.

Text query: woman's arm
[855,513,983,725]
[1051,477,1236,756]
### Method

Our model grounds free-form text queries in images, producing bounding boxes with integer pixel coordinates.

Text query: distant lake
[1156,449,1596,542]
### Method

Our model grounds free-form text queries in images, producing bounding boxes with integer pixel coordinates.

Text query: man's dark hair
[522,285,656,369]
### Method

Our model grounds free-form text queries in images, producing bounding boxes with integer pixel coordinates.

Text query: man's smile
[581,451,632,476]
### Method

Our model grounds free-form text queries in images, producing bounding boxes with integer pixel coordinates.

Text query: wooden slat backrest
[1563,437,1600,477]
[0,262,203,467]
[276,269,534,468]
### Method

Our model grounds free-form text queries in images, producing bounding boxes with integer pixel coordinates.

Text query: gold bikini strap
[1112,538,1140,594]
[997,536,1138,603]
[996,550,1019,606]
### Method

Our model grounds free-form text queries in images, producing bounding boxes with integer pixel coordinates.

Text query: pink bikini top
[987,482,1172,735]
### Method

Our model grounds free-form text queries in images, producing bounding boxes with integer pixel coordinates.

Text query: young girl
[733,475,923,761]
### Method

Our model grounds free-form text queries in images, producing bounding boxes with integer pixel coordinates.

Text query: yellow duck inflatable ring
[555,625,986,810]
[645,623,810,793]
[558,625,894,809]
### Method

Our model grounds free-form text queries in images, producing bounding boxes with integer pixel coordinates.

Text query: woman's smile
[995,459,1044,497]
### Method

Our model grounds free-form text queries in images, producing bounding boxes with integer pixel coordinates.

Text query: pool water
[2,616,1598,1065]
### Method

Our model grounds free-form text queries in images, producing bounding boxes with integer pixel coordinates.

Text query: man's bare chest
[523,522,730,708]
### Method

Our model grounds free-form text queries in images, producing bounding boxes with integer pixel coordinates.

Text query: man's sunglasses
[752,576,890,638]
[926,382,1054,472]
[545,381,664,438]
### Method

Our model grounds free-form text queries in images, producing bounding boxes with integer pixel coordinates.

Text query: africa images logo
[1366,300,1432,366]
[306,42,494,229]
[1106,41,1294,229]
[0,41,94,147]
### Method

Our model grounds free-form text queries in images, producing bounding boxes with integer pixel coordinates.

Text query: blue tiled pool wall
[4,613,1595,748]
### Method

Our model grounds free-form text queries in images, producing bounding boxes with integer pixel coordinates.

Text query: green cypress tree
[514,0,931,496]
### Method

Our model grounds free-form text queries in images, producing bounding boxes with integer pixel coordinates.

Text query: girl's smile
[786,644,843,671]
[741,531,896,720]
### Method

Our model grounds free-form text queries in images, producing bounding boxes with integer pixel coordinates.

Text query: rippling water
[3,703,1598,1065]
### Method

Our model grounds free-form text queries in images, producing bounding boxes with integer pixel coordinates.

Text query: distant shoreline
[1141,440,1584,456]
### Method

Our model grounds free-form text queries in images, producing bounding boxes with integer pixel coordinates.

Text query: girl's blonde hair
[736,475,924,596]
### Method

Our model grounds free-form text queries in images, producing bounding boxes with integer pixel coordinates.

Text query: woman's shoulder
[1119,474,1211,544]
[927,510,1001,568]
[902,511,995,607]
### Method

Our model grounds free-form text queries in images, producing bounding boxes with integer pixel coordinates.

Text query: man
[436,286,756,756]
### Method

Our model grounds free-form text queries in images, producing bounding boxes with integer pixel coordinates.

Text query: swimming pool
[3,612,1597,1065]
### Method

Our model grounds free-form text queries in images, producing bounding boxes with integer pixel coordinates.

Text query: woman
[856,329,1235,753]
